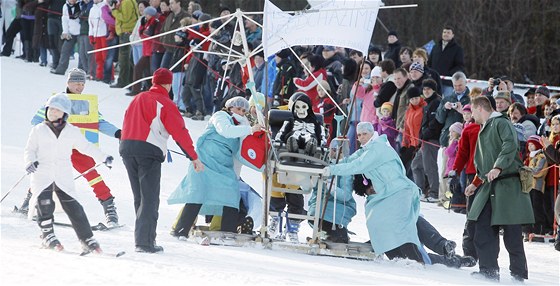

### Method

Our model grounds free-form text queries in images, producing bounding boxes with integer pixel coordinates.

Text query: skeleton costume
[275,93,327,156]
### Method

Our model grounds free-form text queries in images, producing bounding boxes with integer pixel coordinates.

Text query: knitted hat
[388,31,398,37]
[356,121,374,134]
[406,86,421,99]
[175,30,187,40]
[143,6,157,16]
[370,66,382,78]
[67,68,86,83]
[276,49,291,59]
[152,68,173,85]
[449,122,463,135]
[527,135,542,149]
[536,86,550,98]
[462,104,472,112]
[422,78,437,91]
[494,91,512,104]
[219,6,231,14]
[322,45,335,51]
[524,88,536,97]
[409,62,424,74]
[381,102,393,113]
[192,10,203,20]
[225,96,250,111]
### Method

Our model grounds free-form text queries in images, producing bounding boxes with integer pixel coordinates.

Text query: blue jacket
[329,135,422,254]
[168,111,252,215]
[308,175,356,227]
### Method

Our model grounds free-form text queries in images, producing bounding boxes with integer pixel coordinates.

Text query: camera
[492,78,501,86]
[451,103,457,108]
[110,0,118,6]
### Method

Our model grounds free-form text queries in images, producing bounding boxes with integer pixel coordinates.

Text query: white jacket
[88,2,108,37]
[62,2,82,36]
[24,122,108,211]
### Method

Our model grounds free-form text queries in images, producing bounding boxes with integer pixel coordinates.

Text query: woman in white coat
[24,93,112,253]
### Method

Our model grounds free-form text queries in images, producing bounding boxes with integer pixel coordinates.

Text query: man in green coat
[465,96,534,282]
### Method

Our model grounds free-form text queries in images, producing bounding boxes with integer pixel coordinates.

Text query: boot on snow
[81,237,102,254]
[40,218,63,251]
[100,196,118,226]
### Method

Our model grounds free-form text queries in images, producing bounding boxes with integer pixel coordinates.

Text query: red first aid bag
[238,130,267,172]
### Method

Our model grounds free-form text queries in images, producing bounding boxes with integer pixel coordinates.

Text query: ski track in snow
[1,57,559,285]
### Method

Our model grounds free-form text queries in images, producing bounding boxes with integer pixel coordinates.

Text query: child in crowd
[445,122,465,213]
[541,115,560,236]
[24,93,112,253]
[316,80,336,144]
[375,102,398,150]
[524,135,549,237]
[359,65,382,127]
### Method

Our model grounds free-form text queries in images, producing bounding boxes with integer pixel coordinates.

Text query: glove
[26,161,39,174]
[323,166,331,177]
[104,156,114,168]
[448,170,457,177]
[114,129,121,139]
[60,33,71,40]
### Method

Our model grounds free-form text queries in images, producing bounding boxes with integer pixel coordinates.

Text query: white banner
[263,0,381,57]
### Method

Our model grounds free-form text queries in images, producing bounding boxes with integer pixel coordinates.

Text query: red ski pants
[71,149,112,201]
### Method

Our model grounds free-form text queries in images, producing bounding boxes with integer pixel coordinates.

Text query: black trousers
[473,200,528,279]
[36,183,93,240]
[385,242,424,264]
[174,203,239,235]
[462,174,478,259]
[269,194,306,217]
[1,18,21,56]
[122,155,161,247]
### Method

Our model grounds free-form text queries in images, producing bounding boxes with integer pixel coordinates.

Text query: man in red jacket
[120,68,204,253]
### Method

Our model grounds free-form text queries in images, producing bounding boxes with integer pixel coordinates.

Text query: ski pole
[0,173,28,204]
[74,162,106,180]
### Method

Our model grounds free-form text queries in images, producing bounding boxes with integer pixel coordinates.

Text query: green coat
[467,112,534,225]
[111,0,138,35]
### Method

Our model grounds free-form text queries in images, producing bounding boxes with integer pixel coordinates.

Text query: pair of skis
[52,221,125,231]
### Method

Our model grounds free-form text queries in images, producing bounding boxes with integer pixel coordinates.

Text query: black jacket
[428,38,465,85]
[420,93,443,141]
[384,41,401,67]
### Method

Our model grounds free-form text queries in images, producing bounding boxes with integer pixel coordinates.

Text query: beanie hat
[449,122,463,135]
[370,66,382,78]
[225,96,250,111]
[67,68,86,83]
[524,88,536,97]
[462,104,472,112]
[422,78,437,92]
[536,86,550,98]
[318,80,331,93]
[152,68,173,85]
[192,10,203,20]
[322,45,335,51]
[527,135,542,149]
[406,86,421,99]
[46,93,72,114]
[143,6,157,16]
[199,13,211,22]
[409,62,424,74]
[494,91,512,104]
[219,6,231,14]
[276,49,291,59]
[175,30,187,40]
[388,31,398,38]
[356,121,374,134]
[381,102,393,113]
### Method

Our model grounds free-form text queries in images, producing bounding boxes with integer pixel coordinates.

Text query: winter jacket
[184,52,207,89]
[329,135,421,254]
[25,121,107,218]
[395,80,414,130]
[120,85,198,161]
[308,175,357,227]
[47,0,65,20]
[428,38,465,86]
[543,135,560,187]
[161,9,188,52]
[359,84,379,125]
[419,93,443,142]
[374,74,397,108]
[468,112,534,225]
[376,116,397,150]
[444,139,458,176]
[452,123,479,175]
[61,1,82,36]
[168,111,252,213]
[518,114,540,140]
[139,15,159,57]
[294,68,327,109]
[79,0,92,35]
[403,99,426,148]
[272,58,296,103]
[527,150,547,193]
[88,1,108,37]
[111,0,138,35]
[435,88,470,147]
[384,41,401,68]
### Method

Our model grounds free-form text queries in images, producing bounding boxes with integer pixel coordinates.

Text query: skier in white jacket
[24,93,113,253]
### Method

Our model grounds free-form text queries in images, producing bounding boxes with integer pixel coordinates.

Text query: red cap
[152,68,173,85]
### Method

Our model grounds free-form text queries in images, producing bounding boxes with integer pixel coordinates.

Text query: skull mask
[294,100,308,119]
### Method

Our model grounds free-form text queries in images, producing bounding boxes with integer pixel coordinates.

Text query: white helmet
[46,93,72,114]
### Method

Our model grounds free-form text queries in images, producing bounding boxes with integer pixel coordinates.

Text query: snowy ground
[1,57,558,285]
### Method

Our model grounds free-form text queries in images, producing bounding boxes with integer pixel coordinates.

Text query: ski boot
[304,138,318,157]
[81,237,102,254]
[40,218,63,251]
[286,218,300,243]
[267,216,281,239]
[238,216,254,235]
[16,190,33,215]
[443,240,456,259]
[100,196,119,227]
[286,136,299,153]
